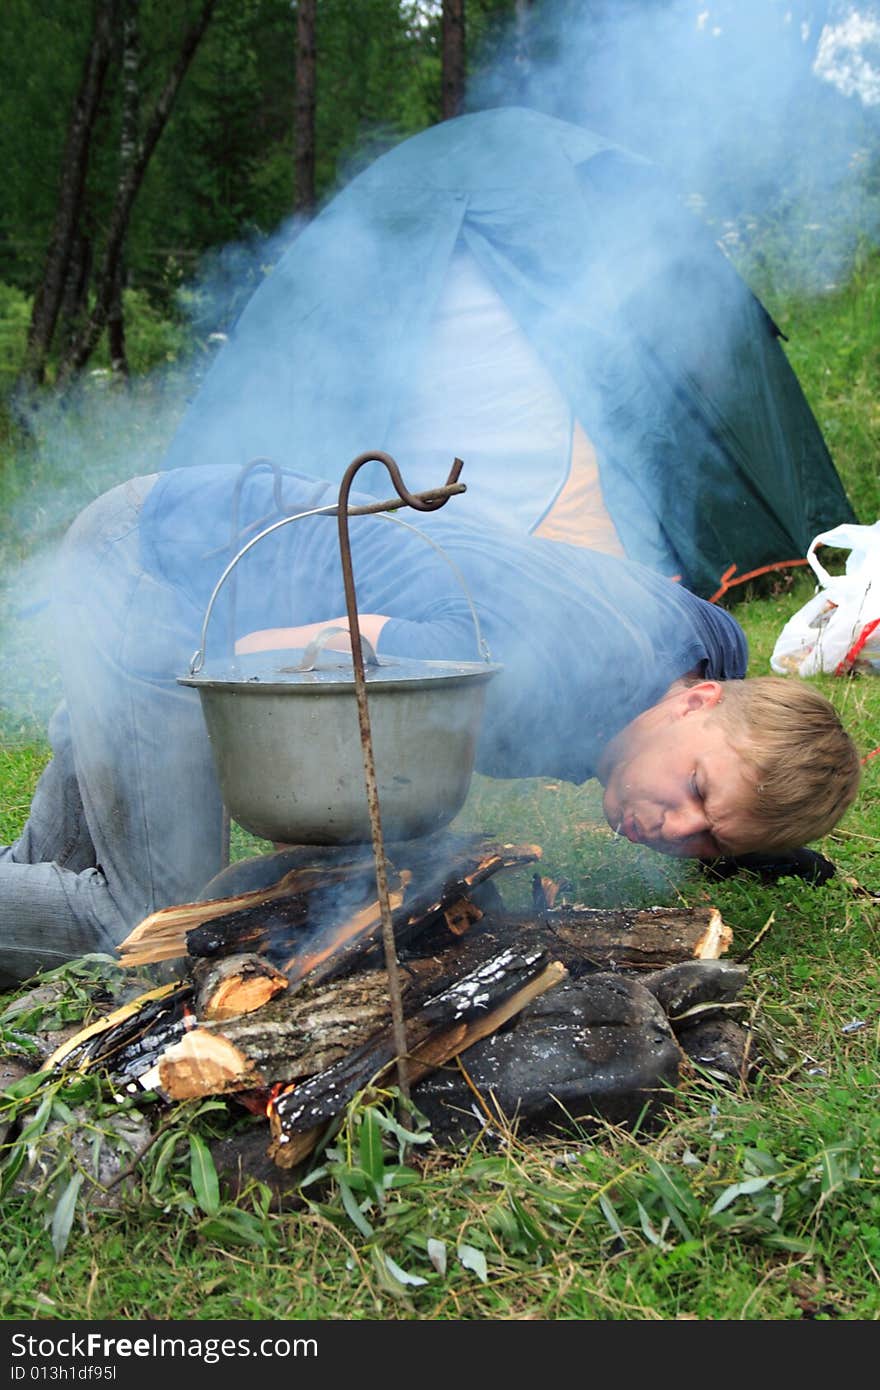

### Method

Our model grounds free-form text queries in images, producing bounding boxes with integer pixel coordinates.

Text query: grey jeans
[0,474,225,987]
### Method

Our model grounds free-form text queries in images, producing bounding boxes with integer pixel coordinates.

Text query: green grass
[1,255,879,1322]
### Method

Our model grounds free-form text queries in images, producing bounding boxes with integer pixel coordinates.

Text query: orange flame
[265,1079,296,1119]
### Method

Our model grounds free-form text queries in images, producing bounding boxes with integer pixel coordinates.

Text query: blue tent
[163,106,856,597]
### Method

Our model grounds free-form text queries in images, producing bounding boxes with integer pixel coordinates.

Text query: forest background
[0,0,879,1322]
[2,0,879,398]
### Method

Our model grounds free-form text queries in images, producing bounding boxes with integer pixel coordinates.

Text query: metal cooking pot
[178,505,502,846]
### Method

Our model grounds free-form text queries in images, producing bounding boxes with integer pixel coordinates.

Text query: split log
[155,971,396,1099]
[192,953,289,1021]
[116,857,383,967]
[116,866,330,966]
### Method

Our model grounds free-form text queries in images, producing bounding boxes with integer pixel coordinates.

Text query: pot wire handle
[188,479,491,676]
[189,502,340,675]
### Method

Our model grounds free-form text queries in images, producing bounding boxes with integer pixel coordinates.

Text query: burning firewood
[42,827,744,1176]
[116,836,542,975]
[52,898,732,1089]
[443,897,483,936]
[116,866,322,966]
[152,922,560,1103]
[277,872,412,984]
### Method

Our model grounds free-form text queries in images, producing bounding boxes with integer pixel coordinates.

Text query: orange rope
[708,557,811,604]
[835,616,880,676]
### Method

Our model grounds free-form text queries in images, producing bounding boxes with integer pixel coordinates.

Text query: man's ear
[679,680,724,715]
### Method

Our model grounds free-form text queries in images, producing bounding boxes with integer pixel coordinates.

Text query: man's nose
[661,805,709,844]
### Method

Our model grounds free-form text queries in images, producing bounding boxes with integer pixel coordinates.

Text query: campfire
[39,457,755,1173]
[45,830,753,1170]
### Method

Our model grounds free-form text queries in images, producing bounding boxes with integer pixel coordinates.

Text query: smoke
[3,0,877,902]
[468,0,880,295]
[0,375,188,736]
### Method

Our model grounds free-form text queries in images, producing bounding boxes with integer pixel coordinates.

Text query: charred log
[44,981,195,1084]
[267,959,567,1169]
[116,866,323,966]
[266,949,564,1166]
[186,896,310,959]
[525,903,732,972]
[116,836,541,975]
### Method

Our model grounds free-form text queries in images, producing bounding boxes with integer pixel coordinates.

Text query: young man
[0,463,860,986]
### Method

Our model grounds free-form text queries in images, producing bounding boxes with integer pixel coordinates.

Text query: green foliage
[104,289,192,375]
[0,0,447,336]
[0,285,30,389]
[770,249,880,525]
[0,278,193,394]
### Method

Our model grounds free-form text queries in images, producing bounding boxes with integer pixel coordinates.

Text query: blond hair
[709,676,861,851]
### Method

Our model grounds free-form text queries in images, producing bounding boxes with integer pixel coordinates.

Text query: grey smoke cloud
[469,0,880,293]
[2,0,876,746]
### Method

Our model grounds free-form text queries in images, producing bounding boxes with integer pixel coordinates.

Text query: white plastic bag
[770,520,880,676]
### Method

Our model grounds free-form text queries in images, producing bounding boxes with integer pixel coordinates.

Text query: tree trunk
[106,261,127,376]
[57,0,219,386]
[57,227,93,354]
[293,0,317,217]
[19,0,119,389]
[107,0,142,379]
[441,0,466,121]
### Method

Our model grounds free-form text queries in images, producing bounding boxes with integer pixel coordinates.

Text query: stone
[13,1103,153,1209]
[641,960,749,1025]
[675,1016,758,1082]
[412,973,682,1143]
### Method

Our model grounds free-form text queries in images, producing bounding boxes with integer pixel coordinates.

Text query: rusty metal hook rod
[336,452,465,1104]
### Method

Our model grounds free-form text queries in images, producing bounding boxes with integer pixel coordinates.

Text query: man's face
[598,682,759,859]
